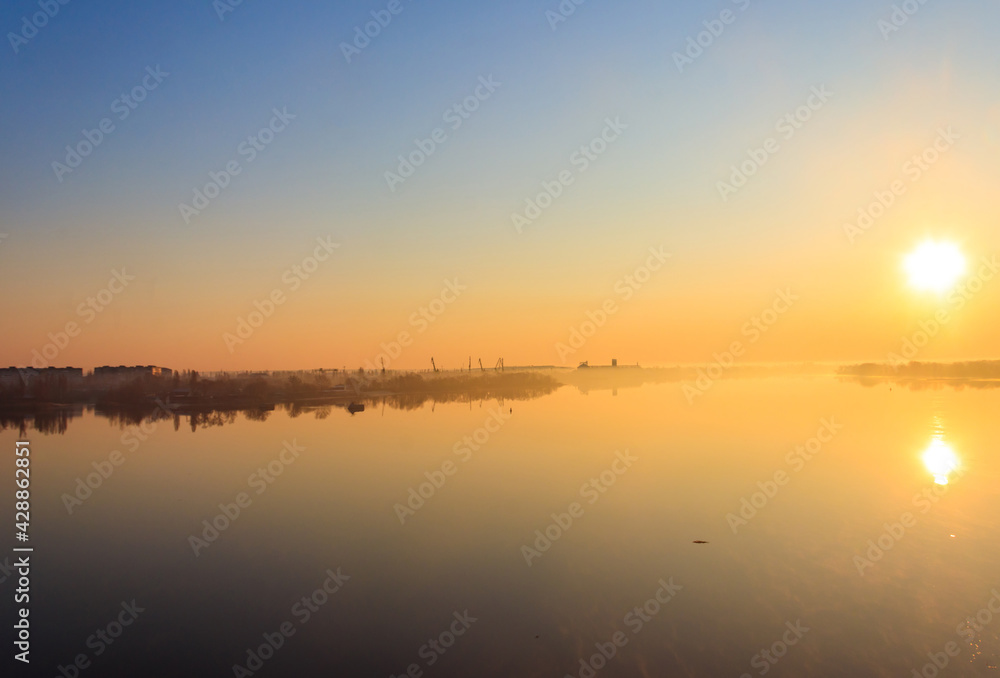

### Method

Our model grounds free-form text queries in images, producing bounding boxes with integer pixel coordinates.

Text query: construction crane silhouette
[478,359,485,372]
[495,358,504,372]
[430,357,438,372]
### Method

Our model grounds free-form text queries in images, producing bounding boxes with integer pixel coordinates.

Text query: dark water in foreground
[2,376,999,677]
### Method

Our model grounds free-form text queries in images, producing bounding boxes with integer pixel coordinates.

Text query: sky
[2,0,1000,371]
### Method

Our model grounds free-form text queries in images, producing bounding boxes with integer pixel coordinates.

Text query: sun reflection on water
[922,436,960,485]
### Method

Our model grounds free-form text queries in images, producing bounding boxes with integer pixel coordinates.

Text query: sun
[904,241,966,293]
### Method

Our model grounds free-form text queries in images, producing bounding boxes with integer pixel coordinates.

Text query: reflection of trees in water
[376,393,428,411]
[369,384,555,411]
[97,400,265,431]
[282,402,309,419]
[96,403,175,429]
[98,404,266,431]
[3,372,562,434]
[839,361,1000,391]
[0,409,76,436]
[843,375,1000,391]
[280,402,354,418]
[242,408,272,422]
[188,411,238,430]
[367,372,559,407]
[840,360,1000,379]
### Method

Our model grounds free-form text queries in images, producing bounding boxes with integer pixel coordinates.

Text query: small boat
[347,402,365,414]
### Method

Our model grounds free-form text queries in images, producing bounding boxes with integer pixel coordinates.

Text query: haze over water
[4,376,998,677]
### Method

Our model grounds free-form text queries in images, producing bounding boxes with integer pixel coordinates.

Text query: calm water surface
[3,376,999,677]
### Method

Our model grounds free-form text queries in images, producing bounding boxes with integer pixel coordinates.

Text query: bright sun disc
[904,241,966,293]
